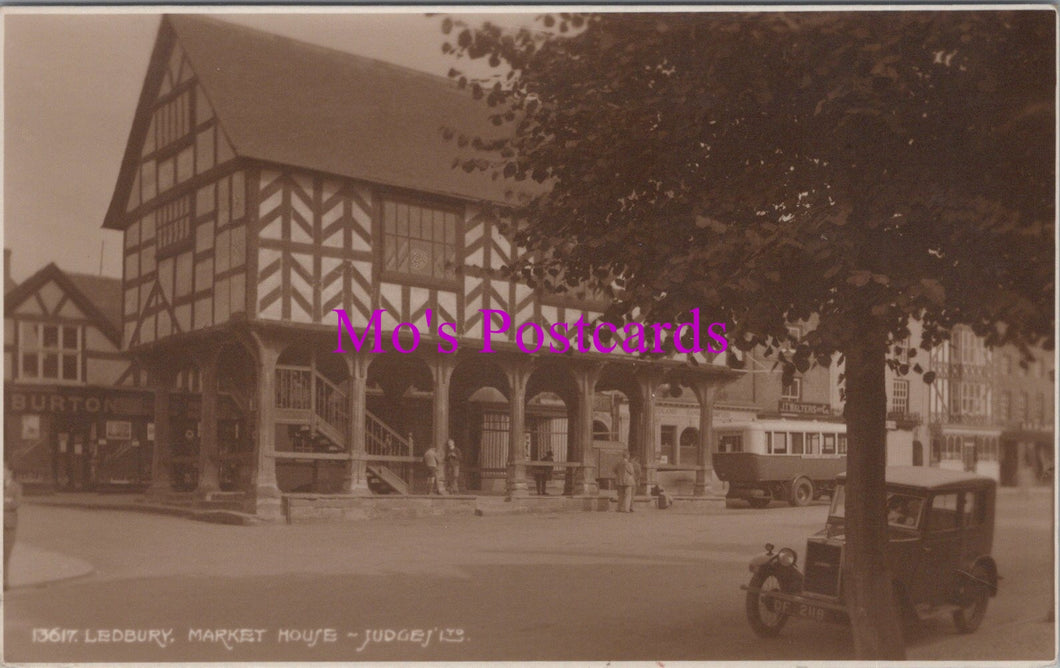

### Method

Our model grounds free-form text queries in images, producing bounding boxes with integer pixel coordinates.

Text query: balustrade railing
[276,366,311,410]
[315,373,350,436]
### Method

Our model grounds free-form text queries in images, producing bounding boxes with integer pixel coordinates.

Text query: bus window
[772,432,788,454]
[807,433,820,455]
[838,434,847,454]
[823,434,836,454]
[791,433,804,454]
[718,434,742,453]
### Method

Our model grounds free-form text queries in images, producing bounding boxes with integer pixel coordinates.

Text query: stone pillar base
[693,482,710,497]
[343,479,374,497]
[253,484,284,521]
[506,463,529,498]
[575,466,598,496]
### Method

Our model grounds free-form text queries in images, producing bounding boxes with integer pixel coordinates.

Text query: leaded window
[381,198,458,283]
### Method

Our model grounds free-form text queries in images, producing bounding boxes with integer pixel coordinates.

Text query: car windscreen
[829,484,925,529]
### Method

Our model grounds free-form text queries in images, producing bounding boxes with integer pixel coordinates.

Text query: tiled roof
[3,264,122,345]
[170,14,513,203]
[66,272,123,336]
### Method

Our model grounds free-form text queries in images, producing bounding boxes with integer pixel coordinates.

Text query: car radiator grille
[803,541,842,598]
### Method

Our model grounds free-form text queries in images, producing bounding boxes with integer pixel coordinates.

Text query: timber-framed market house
[101,15,735,518]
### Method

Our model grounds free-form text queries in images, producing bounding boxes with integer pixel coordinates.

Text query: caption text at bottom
[32,627,468,651]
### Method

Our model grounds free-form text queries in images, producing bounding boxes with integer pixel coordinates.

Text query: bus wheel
[789,477,814,507]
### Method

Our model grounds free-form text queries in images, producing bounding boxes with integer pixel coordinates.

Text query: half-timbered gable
[4,264,139,388]
[107,18,247,350]
[104,15,634,352]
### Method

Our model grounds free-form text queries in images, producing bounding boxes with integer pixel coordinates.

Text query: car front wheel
[952,565,991,633]
[746,568,794,637]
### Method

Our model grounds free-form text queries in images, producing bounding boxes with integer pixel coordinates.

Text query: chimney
[3,248,13,295]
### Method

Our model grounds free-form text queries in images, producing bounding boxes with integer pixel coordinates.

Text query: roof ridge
[165,13,463,92]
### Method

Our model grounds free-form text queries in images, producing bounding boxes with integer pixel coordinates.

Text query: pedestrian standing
[423,444,443,495]
[444,439,463,494]
[535,449,555,495]
[630,456,643,513]
[613,451,635,512]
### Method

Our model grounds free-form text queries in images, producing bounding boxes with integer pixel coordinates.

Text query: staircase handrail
[365,410,413,456]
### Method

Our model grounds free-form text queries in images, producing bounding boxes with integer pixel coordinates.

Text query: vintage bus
[713,420,847,508]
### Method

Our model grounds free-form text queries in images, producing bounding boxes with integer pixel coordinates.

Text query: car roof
[836,466,996,492]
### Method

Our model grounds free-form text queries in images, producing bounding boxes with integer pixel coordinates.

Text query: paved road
[3,492,1054,662]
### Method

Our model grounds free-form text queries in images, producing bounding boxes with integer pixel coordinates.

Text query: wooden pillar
[432,353,456,467]
[634,369,663,496]
[344,352,370,495]
[573,362,602,495]
[504,359,531,498]
[249,330,283,519]
[692,381,717,497]
[195,345,222,497]
[147,363,174,498]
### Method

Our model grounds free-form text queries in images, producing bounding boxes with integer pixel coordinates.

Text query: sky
[2,9,537,284]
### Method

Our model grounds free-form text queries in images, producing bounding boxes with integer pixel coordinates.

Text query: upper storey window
[156,195,193,257]
[18,322,82,383]
[381,198,459,284]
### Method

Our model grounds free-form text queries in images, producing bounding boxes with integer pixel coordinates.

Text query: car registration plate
[772,597,844,624]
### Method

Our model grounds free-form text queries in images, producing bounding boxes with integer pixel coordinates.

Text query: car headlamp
[778,547,798,568]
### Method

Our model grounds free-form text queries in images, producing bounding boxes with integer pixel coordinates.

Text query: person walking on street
[444,439,463,494]
[613,451,635,512]
[423,444,444,495]
[630,456,643,513]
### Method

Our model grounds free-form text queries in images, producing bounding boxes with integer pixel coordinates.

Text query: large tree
[443,10,1054,659]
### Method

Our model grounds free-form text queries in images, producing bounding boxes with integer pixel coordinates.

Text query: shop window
[18,322,82,383]
[381,197,459,284]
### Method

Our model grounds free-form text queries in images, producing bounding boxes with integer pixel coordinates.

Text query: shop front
[3,384,200,492]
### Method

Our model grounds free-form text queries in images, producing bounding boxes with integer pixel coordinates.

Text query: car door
[915,491,963,605]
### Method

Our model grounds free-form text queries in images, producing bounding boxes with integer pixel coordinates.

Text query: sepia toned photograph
[2,7,1056,663]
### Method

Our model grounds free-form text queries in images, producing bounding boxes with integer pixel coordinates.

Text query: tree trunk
[842,329,906,659]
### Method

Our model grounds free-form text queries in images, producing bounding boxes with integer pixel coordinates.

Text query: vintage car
[742,466,999,637]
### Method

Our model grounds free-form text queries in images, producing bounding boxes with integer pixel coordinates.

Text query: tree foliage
[444,12,1054,366]
[443,11,1054,660]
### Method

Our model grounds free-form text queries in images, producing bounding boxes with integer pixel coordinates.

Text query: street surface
[3,491,1055,662]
